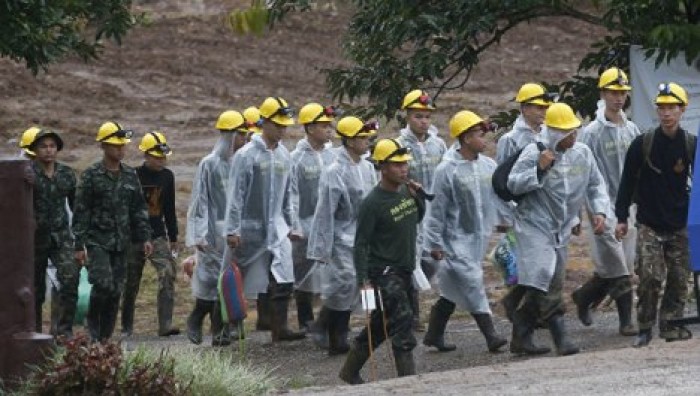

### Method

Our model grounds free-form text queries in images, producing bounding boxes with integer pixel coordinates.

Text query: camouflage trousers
[635,224,690,331]
[354,269,417,353]
[34,233,80,336]
[122,237,177,333]
[86,246,127,341]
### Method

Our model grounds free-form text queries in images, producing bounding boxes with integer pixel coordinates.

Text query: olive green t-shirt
[354,184,425,284]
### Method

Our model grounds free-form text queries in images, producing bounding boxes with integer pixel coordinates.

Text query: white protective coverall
[423,146,509,313]
[289,138,337,291]
[496,115,541,164]
[224,134,295,298]
[306,147,378,311]
[578,102,642,276]
[507,127,611,292]
[397,126,447,276]
[186,133,235,301]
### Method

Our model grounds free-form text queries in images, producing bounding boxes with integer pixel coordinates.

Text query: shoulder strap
[685,131,696,164]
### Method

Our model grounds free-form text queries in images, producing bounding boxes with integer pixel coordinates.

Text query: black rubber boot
[409,288,424,331]
[157,289,180,337]
[56,296,76,338]
[87,293,103,342]
[211,300,231,347]
[633,328,653,348]
[339,343,370,385]
[571,275,608,326]
[393,349,417,377]
[308,306,330,349]
[187,299,213,345]
[501,286,526,323]
[547,314,579,356]
[615,291,637,336]
[509,300,550,356]
[295,290,315,331]
[99,297,120,341]
[473,313,508,352]
[328,310,351,356]
[256,293,271,331]
[423,297,456,352]
[271,297,306,342]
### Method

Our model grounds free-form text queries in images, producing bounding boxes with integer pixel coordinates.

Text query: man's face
[233,131,248,151]
[34,137,58,164]
[521,103,548,127]
[381,161,409,184]
[144,153,166,171]
[555,129,578,152]
[601,89,628,113]
[102,143,126,162]
[460,125,490,154]
[346,135,371,156]
[262,120,286,145]
[656,103,685,131]
[407,110,432,135]
[307,122,333,145]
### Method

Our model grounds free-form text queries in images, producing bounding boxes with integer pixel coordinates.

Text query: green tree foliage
[0,0,139,74]
[260,0,700,123]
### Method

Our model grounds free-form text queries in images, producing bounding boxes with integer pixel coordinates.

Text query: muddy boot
[308,306,330,349]
[187,299,213,345]
[473,313,507,352]
[211,300,231,347]
[409,288,424,331]
[295,290,314,331]
[571,275,608,327]
[423,297,456,352]
[501,286,526,323]
[157,290,180,337]
[328,310,351,356]
[509,302,550,355]
[614,291,637,336]
[393,349,416,377]
[56,296,76,338]
[633,328,653,347]
[256,293,271,331]
[271,297,306,342]
[87,293,103,342]
[339,343,370,385]
[547,314,579,356]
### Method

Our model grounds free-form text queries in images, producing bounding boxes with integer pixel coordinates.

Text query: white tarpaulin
[630,45,700,134]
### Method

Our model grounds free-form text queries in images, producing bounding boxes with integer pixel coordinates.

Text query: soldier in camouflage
[121,131,180,337]
[28,129,80,337]
[73,121,153,342]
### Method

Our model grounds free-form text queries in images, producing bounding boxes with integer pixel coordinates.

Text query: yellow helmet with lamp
[139,131,172,157]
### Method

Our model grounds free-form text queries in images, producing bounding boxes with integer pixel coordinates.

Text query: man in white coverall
[422,110,508,353]
[225,97,305,342]
[507,103,609,357]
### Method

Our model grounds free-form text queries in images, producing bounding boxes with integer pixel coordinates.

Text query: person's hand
[615,222,628,241]
[182,255,195,280]
[431,249,445,261]
[571,223,582,236]
[495,225,510,233]
[592,215,606,235]
[538,150,556,171]
[288,231,302,242]
[144,241,154,257]
[74,250,86,265]
[227,234,241,249]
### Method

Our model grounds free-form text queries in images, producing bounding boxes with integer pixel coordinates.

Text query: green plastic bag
[74,267,92,325]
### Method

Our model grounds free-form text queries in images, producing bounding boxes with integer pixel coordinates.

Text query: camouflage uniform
[32,161,79,336]
[635,225,690,332]
[73,161,151,341]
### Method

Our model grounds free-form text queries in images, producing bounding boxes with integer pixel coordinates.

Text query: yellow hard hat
[259,97,295,126]
[515,83,557,106]
[29,129,64,152]
[656,82,688,106]
[243,107,262,134]
[97,121,132,145]
[299,103,338,125]
[215,110,246,131]
[19,127,41,155]
[598,67,631,91]
[544,103,581,130]
[336,116,378,138]
[449,110,491,138]
[372,138,412,163]
[402,90,436,110]
[139,131,172,157]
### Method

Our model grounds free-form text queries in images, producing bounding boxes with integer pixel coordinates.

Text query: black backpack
[492,141,547,203]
